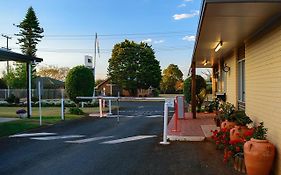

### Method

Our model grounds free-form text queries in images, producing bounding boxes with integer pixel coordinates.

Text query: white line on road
[65,136,114,144]
[9,132,57,138]
[145,115,163,118]
[101,135,157,144]
[31,135,85,141]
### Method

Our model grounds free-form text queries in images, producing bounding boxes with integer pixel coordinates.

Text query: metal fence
[0,89,67,100]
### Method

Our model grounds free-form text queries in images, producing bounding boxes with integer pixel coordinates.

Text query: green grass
[0,120,39,137]
[0,106,104,137]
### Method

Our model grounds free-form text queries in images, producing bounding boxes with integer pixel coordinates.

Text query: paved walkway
[0,118,18,123]
[167,112,219,141]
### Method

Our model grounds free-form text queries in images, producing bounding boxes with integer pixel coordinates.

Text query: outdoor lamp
[215,41,223,52]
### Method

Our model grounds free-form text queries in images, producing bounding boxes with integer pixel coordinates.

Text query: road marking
[65,136,114,144]
[31,135,85,141]
[9,132,57,138]
[145,115,162,118]
[101,135,157,144]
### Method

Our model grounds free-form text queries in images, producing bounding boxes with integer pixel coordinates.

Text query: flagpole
[92,33,97,102]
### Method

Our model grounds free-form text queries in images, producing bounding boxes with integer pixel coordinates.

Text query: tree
[0,78,7,89]
[17,6,44,57]
[183,75,206,110]
[3,63,27,88]
[160,64,183,94]
[37,65,70,81]
[8,6,44,88]
[108,40,161,96]
[65,66,94,104]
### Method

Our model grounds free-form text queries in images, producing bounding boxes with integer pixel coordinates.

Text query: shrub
[65,66,94,105]
[69,107,84,115]
[0,78,7,89]
[183,75,206,109]
[5,94,20,104]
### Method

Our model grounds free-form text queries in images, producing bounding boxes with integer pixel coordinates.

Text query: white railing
[77,96,173,145]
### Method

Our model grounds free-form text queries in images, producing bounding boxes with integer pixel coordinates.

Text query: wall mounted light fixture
[222,63,230,72]
[215,41,223,52]
[203,60,208,66]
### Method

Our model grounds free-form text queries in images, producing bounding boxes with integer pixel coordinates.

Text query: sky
[0,0,202,80]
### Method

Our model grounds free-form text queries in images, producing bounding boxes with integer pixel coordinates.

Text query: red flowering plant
[211,128,230,150]
[224,128,254,163]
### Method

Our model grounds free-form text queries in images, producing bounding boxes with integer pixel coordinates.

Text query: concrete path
[0,118,18,123]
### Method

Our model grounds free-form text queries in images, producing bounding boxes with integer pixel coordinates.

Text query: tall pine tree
[17,6,44,57]
[6,6,44,88]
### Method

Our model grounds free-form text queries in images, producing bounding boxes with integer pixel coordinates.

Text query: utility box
[175,95,185,119]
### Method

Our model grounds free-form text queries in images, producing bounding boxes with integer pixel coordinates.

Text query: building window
[238,59,245,102]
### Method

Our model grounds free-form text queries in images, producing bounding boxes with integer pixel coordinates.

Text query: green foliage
[160,64,183,94]
[65,66,94,104]
[3,63,27,88]
[197,88,207,111]
[206,98,219,113]
[17,6,44,56]
[152,89,160,97]
[0,78,7,89]
[253,122,268,140]
[183,75,207,106]
[231,111,252,126]
[218,102,235,121]
[108,40,161,96]
[5,94,20,104]
[69,107,84,115]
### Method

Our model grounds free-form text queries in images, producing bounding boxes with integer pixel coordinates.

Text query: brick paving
[167,112,218,140]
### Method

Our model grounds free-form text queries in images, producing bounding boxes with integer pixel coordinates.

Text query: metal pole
[38,81,42,126]
[61,89,64,120]
[160,102,170,145]
[29,63,32,117]
[191,61,196,119]
[99,99,103,117]
[117,99,120,123]
[108,100,112,115]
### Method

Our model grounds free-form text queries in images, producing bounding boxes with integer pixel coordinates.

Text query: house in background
[190,0,281,174]
[95,77,153,97]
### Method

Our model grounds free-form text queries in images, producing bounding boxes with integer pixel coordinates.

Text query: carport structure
[0,49,43,117]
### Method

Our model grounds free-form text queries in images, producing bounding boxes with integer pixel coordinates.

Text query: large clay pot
[244,138,275,175]
[230,125,249,141]
[220,120,236,130]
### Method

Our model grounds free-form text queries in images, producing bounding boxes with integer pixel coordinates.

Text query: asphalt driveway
[0,101,243,175]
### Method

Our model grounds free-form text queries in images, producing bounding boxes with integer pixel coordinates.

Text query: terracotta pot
[220,120,236,130]
[230,125,249,141]
[244,138,275,175]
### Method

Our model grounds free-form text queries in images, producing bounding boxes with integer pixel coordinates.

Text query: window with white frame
[238,59,245,102]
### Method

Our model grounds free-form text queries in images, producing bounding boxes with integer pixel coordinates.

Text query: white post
[99,98,103,117]
[4,89,6,99]
[38,81,42,126]
[108,100,112,115]
[61,89,64,120]
[160,102,170,145]
[28,63,32,116]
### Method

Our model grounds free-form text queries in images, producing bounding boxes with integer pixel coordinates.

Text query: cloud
[182,35,195,41]
[183,0,192,2]
[142,38,152,43]
[173,10,199,20]
[154,40,164,44]
[178,3,186,8]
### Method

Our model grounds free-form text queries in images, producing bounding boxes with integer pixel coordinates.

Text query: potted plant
[16,109,27,118]
[230,111,252,141]
[219,102,236,129]
[244,122,275,175]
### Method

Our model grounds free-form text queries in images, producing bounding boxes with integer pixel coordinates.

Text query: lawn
[0,106,104,137]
